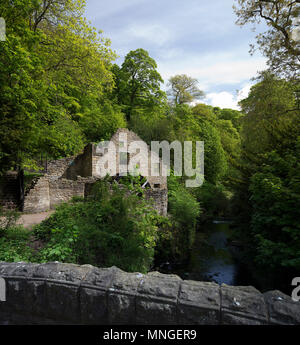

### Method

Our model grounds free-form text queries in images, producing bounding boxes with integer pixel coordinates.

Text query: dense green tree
[235,72,300,282]
[112,49,166,122]
[214,108,244,130]
[171,104,228,184]
[0,0,117,172]
[167,74,205,105]
[240,72,299,156]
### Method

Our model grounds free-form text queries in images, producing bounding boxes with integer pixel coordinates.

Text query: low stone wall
[23,177,93,213]
[49,179,85,209]
[0,262,299,325]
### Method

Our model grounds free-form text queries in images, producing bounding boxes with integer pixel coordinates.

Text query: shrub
[249,150,300,270]
[34,181,163,273]
[0,207,21,237]
[0,226,33,262]
[165,175,201,260]
[193,182,231,220]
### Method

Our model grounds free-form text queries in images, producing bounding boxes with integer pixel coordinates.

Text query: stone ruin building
[0,129,168,216]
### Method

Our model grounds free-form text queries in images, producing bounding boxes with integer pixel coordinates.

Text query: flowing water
[158,220,249,286]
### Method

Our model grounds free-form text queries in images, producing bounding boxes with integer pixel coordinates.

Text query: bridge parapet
[0,262,299,325]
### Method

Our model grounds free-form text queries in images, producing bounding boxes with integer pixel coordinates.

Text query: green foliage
[129,105,174,143]
[112,49,166,122]
[33,181,163,273]
[79,100,126,142]
[240,72,299,157]
[233,0,300,79]
[0,208,33,262]
[249,148,300,270]
[214,108,244,131]
[232,71,300,283]
[169,104,228,184]
[193,182,231,220]
[0,227,34,262]
[167,74,205,105]
[167,175,201,259]
[0,0,117,172]
[0,207,21,237]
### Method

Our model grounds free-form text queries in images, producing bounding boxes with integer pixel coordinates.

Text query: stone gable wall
[93,128,168,190]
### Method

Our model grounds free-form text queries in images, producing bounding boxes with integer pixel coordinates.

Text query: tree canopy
[0,0,118,172]
[167,74,205,105]
[233,0,300,79]
[112,48,166,122]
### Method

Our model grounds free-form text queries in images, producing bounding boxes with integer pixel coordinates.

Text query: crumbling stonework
[47,157,75,179]
[20,128,168,215]
[0,262,299,325]
[49,179,85,207]
[145,189,168,217]
[23,177,50,213]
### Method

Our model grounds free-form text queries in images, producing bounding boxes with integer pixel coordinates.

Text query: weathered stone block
[264,290,300,325]
[23,177,50,213]
[108,270,144,324]
[3,279,27,313]
[45,281,80,323]
[80,266,119,324]
[221,284,268,325]
[26,280,47,317]
[136,271,181,325]
[33,262,92,283]
[82,266,119,287]
[178,280,220,325]
[80,287,108,324]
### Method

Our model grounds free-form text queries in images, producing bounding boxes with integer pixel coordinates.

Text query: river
[157,220,250,286]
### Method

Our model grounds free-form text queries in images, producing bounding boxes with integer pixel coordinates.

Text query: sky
[85,0,268,110]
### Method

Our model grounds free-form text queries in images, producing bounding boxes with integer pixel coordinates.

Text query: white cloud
[237,84,252,103]
[205,91,239,109]
[85,0,268,105]
[158,53,267,89]
[126,24,171,46]
[204,83,252,110]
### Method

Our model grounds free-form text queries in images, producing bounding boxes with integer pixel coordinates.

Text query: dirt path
[17,211,54,229]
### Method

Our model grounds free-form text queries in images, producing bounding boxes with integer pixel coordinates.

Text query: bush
[0,207,21,238]
[249,150,300,270]
[34,181,164,273]
[193,182,231,220]
[164,175,201,260]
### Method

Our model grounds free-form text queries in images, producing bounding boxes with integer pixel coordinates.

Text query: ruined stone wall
[3,130,169,214]
[63,145,93,180]
[46,157,75,179]
[23,177,50,213]
[93,129,168,190]
[145,189,168,216]
[49,179,85,209]
[0,262,299,325]
[22,150,95,213]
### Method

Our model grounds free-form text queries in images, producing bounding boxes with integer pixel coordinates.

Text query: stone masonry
[0,262,299,325]
[21,128,168,215]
